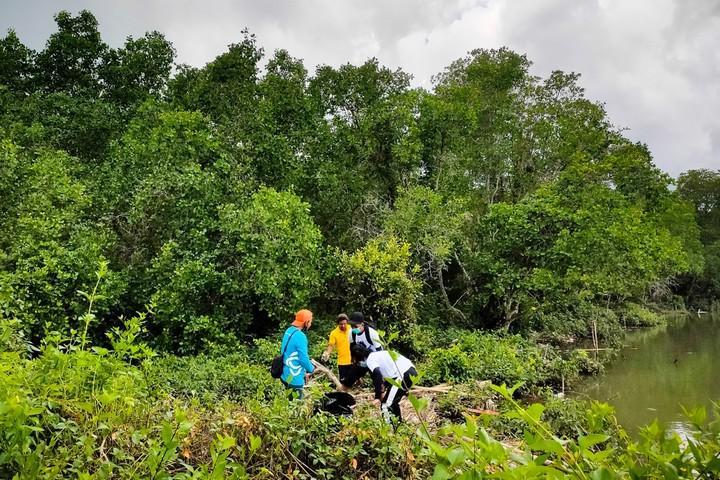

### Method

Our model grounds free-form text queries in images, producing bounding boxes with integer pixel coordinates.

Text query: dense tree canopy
[0,10,713,353]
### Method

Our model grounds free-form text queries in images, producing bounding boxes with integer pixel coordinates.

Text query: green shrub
[423,344,474,383]
[436,381,497,421]
[0,335,431,478]
[493,392,618,440]
[247,336,280,365]
[0,318,30,354]
[338,235,421,340]
[620,302,663,327]
[3,326,720,479]
[144,353,284,403]
[423,384,720,480]
[526,303,625,346]
[419,332,583,392]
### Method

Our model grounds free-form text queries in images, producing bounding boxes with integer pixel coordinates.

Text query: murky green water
[575,313,719,433]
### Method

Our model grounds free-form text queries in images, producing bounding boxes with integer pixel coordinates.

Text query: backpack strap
[281,329,299,360]
[364,326,373,347]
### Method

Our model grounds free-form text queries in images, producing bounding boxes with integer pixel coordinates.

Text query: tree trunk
[501,299,519,330]
[436,261,466,322]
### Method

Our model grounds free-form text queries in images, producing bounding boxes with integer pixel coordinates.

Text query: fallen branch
[465,407,500,416]
[410,384,453,394]
[99,436,108,462]
[310,360,342,389]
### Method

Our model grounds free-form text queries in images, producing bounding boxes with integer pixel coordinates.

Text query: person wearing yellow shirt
[321,313,352,385]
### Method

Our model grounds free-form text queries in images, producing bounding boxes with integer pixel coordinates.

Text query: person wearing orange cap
[279,309,315,398]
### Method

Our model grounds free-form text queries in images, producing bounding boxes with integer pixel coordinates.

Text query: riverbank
[3,317,720,478]
[573,312,720,434]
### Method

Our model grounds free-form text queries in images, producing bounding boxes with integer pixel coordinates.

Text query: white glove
[321,351,330,362]
[381,404,391,424]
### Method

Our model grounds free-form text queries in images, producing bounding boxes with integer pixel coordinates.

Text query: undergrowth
[2,315,719,479]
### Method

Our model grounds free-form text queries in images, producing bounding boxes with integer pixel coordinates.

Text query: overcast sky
[2,0,718,177]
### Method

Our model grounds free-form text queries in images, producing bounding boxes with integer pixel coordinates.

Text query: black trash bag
[315,391,356,416]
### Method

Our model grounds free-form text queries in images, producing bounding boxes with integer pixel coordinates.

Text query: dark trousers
[338,364,353,386]
[280,379,304,400]
[340,364,368,387]
[381,367,417,422]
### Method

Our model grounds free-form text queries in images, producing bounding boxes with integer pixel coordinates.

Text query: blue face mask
[351,328,361,335]
[358,361,367,368]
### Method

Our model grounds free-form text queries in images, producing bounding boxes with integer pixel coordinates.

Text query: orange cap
[293,309,313,327]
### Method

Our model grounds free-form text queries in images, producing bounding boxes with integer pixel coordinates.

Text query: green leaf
[386,377,402,388]
[91,346,109,356]
[525,403,545,423]
[432,464,452,480]
[249,434,262,453]
[216,434,236,451]
[408,393,429,413]
[528,437,564,455]
[579,433,610,450]
[590,467,614,480]
[446,447,466,466]
[681,405,707,426]
[706,455,720,473]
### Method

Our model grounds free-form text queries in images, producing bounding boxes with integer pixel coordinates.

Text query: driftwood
[465,407,500,416]
[410,383,452,394]
[310,360,343,389]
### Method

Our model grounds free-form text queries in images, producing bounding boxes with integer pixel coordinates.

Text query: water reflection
[574,313,719,434]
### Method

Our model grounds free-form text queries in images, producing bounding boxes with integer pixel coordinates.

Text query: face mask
[358,361,367,368]
[351,328,361,335]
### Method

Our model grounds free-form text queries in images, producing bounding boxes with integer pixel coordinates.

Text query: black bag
[315,391,356,416]
[270,329,298,379]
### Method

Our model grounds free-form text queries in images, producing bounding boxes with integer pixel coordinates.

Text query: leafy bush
[436,381,497,421]
[247,336,281,366]
[2,322,719,479]
[423,383,720,480]
[619,302,663,327]
[0,328,429,478]
[217,187,325,324]
[338,235,421,339]
[147,187,325,354]
[0,318,31,354]
[524,302,627,347]
[487,390,618,440]
[0,144,125,342]
[419,332,587,391]
[144,353,284,403]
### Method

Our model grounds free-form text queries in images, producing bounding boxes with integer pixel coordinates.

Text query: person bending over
[351,344,417,423]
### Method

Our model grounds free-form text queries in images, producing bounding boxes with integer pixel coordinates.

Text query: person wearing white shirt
[339,311,385,388]
[348,311,383,352]
[350,344,417,423]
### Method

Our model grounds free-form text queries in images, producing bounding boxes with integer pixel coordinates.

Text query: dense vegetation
[3,316,720,479]
[1,10,719,478]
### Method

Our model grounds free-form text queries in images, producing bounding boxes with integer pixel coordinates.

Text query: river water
[574,313,719,434]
